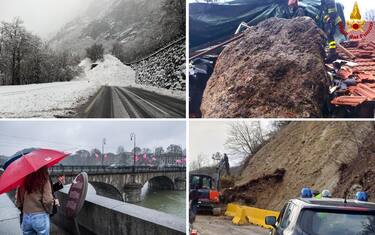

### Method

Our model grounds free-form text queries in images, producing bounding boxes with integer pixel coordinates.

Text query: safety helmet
[355,192,368,202]
[321,189,332,198]
[301,187,313,198]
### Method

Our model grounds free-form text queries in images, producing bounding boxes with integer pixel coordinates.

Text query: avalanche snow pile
[200,17,329,118]
[76,54,136,87]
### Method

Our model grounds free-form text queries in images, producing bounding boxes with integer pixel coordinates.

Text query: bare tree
[117,145,125,154]
[190,153,208,171]
[225,121,267,156]
[154,146,165,156]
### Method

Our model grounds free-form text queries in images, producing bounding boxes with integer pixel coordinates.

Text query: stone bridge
[49,165,186,203]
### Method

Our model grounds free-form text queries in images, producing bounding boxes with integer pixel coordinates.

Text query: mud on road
[193,215,269,235]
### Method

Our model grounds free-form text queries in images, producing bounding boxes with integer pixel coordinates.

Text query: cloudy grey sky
[189,120,273,167]
[0,0,94,39]
[0,121,186,156]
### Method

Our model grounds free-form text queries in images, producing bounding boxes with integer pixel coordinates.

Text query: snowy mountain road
[80,86,185,118]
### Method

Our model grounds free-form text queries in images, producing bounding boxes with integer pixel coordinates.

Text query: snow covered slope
[0,54,184,118]
[0,54,136,118]
[0,81,98,118]
[49,0,185,62]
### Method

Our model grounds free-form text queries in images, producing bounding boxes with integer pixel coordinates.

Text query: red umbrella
[0,149,70,194]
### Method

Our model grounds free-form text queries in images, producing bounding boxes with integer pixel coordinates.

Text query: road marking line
[119,87,170,116]
[112,88,131,118]
[84,86,105,114]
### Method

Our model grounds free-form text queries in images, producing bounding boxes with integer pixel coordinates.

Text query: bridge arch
[147,176,175,190]
[89,181,124,201]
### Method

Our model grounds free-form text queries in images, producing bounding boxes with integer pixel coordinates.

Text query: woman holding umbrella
[16,167,56,235]
[0,149,70,235]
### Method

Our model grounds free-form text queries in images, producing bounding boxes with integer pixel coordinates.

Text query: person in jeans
[16,167,59,235]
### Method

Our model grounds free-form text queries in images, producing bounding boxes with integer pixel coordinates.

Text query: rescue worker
[288,0,305,17]
[301,187,313,198]
[321,0,343,63]
[321,189,332,198]
[355,191,368,202]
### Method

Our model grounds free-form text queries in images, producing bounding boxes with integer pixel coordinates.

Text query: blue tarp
[190,0,345,49]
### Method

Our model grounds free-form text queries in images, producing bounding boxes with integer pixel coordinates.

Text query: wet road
[80,86,185,118]
[0,193,21,235]
[193,215,269,235]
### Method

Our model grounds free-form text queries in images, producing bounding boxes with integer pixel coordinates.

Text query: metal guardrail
[48,165,186,175]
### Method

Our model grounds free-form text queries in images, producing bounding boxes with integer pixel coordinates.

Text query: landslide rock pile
[131,40,186,91]
[201,17,329,118]
[226,122,374,211]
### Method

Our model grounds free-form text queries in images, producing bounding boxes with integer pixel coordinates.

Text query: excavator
[189,153,230,217]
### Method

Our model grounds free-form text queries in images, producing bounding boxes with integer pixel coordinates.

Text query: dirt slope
[225,122,374,210]
[200,17,328,118]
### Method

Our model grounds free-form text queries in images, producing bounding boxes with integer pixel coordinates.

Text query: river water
[136,183,186,219]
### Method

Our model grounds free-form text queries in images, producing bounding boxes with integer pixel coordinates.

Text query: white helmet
[321,189,332,198]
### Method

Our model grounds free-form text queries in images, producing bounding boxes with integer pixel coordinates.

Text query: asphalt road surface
[80,86,185,118]
[193,215,269,235]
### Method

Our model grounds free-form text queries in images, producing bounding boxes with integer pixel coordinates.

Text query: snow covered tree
[0,18,81,85]
[86,43,104,62]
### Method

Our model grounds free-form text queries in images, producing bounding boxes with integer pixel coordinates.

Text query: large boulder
[201,17,329,118]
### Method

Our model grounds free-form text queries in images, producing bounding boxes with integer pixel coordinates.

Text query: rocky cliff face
[200,17,329,118]
[49,0,185,61]
[131,39,185,91]
[224,122,375,210]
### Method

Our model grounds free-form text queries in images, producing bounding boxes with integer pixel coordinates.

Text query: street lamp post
[130,133,136,173]
[102,138,106,166]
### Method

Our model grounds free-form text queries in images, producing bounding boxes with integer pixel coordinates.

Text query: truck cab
[265,198,375,235]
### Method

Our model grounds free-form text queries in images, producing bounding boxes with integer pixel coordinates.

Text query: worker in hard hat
[321,189,332,198]
[355,191,368,202]
[288,0,305,17]
[321,0,343,63]
[301,187,313,198]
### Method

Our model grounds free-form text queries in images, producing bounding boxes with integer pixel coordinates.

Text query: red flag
[95,153,99,159]
[135,155,140,161]
[143,153,147,160]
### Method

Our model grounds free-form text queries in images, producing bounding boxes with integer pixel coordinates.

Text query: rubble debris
[334,128,375,201]
[233,122,374,210]
[200,17,329,118]
[222,169,285,206]
[330,40,375,107]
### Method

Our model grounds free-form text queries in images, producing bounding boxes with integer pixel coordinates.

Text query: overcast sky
[0,121,186,156]
[189,120,273,167]
[0,0,94,39]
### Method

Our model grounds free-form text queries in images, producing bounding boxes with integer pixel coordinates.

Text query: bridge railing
[49,165,186,175]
